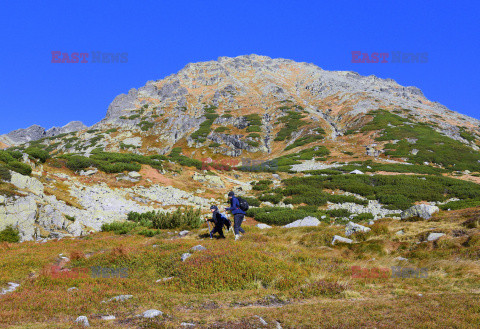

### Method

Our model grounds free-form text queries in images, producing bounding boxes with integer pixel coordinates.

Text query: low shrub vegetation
[0,226,20,242]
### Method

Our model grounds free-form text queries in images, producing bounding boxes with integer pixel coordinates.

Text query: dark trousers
[234,214,245,235]
[211,225,225,238]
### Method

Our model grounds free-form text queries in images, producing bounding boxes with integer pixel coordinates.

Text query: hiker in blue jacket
[206,205,227,239]
[225,191,245,240]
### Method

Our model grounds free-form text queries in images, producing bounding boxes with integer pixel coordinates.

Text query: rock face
[10,172,44,195]
[283,216,320,228]
[345,221,371,236]
[401,204,439,220]
[0,121,86,146]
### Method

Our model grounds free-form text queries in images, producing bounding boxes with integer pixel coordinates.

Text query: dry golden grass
[1,208,480,328]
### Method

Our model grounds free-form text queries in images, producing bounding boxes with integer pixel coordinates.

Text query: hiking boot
[235,234,240,240]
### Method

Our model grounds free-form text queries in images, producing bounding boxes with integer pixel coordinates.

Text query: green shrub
[248,133,260,138]
[282,174,480,210]
[105,128,117,133]
[246,140,259,147]
[138,121,154,131]
[128,114,140,120]
[0,165,12,181]
[439,199,480,210]
[246,207,310,225]
[66,156,92,171]
[209,142,221,148]
[242,196,261,207]
[127,207,202,230]
[101,221,138,234]
[0,226,20,242]
[245,114,262,126]
[7,161,32,176]
[246,125,261,132]
[252,180,272,191]
[25,147,50,163]
[326,209,352,218]
[362,110,480,171]
[259,193,283,204]
[169,147,202,169]
[274,111,307,141]
[285,134,324,150]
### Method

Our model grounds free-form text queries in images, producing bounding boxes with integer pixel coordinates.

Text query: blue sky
[0,0,478,133]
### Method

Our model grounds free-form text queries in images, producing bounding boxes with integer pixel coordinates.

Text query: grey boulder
[345,221,371,236]
[332,235,353,245]
[401,204,439,220]
[75,316,89,327]
[181,253,192,262]
[427,232,445,241]
[283,216,320,228]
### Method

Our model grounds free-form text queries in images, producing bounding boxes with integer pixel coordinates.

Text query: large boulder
[345,221,371,236]
[283,216,320,228]
[401,204,439,220]
[0,195,37,241]
[10,172,44,195]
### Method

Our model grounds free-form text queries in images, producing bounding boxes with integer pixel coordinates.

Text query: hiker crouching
[207,205,226,239]
[225,191,246,240]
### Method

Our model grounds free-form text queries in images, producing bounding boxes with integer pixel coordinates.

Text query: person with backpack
[225,191,248,240]
[206,205,230,239]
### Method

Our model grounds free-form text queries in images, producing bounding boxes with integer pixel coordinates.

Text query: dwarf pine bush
[0,226,20,243]
[127,207,202,230]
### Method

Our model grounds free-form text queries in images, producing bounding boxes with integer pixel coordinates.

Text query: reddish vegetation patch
[375,171,417,176]
[140,165,172,185]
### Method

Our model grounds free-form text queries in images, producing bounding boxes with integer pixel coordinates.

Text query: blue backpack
[219,212,231,230]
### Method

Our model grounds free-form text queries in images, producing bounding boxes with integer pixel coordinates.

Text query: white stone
[143,309,163,318]
[191,245,207,252]
[101,315,116,321]
[283,216,320,228]
[75,316,89,327]
[427,232,445,241]
[256,223,272,229]
[349,170,364,175]
[128,171,142,179]
[181,253,192,262]
[332,235,353,245]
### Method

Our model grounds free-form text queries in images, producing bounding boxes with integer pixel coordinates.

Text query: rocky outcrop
[0,121,86,146]
[10,172,44,195]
